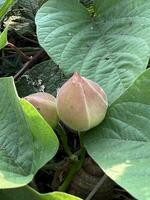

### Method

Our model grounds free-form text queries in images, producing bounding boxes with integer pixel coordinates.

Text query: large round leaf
[84,70,150,200]
[0,77,58,188]
[36,0,150,103]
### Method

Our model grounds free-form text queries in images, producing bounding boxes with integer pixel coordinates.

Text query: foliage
[16,60,68,97]
[0,0,14,19]
[1,0,150,200]
[18,0,47,20]
[0,0,15,49]
[84,69,150,200]
[0,77,58,188]
[0,185,82,200]
[0,25,8,49]
[36,0,150,104]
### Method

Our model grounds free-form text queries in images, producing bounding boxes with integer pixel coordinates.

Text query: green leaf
[0,0,5,7]
[0,77,58,189]
[18,0,46,20]
[0,185,82,200]
[0,0,14,19]
[84,69,150,200]
[16,60,68,97]
[36,0,150,104]
[0,26,8,49]
[18,0,47,11]
[20,99,59,172]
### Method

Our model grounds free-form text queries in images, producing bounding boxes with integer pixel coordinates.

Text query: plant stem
[4,47,41,52]
[79,131,84,148]
[85,174,108,200]
[17,33,38,44]
[7,42,31,60]
[58,147,86,192]
[14,50,44,80]
[57,124,78,161]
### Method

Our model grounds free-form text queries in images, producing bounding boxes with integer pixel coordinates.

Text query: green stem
[58,147,86,192]
[79,131,84,148]
[57,124,77,161]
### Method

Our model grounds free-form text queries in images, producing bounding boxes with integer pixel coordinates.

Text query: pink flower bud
[57,73,108,132]
[24,92,59,128]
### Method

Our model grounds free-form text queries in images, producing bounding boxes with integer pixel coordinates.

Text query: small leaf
[0,0,14,19]
[84,70,150,200]
[0,26,8,49]
[0,185,82,200]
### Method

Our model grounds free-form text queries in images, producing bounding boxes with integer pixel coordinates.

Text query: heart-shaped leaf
[0,77,58,189]
[0,186,82,200]
[84,70,150,200]
[36,0,150,103]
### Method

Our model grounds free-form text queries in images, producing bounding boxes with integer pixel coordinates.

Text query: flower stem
[58,147,86,192]
[57,124,77,161]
